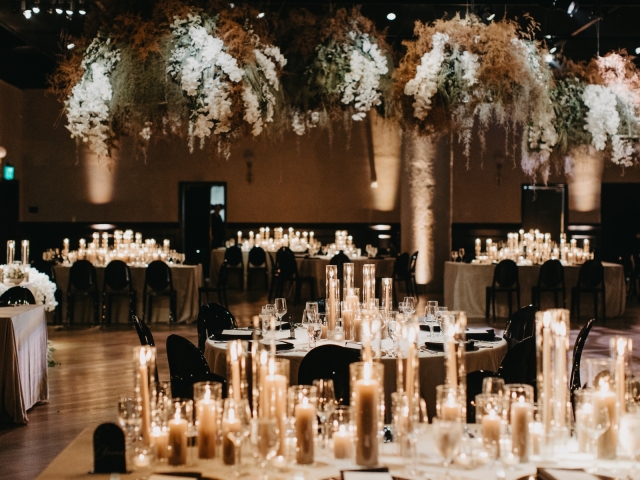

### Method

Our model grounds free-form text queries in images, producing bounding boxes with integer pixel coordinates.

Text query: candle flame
[229,407,235,421]
[518,396,525,404]
[174,405,181,422]
[302,396,309,406]
[260,350,268,366]
[599,377,610,391]
[230,342,238,362]
[364,361,372,381]
[269,357,275,376]
[617,337,628,357]
[543,312,551,328]
[339,424,346,433]
[205,386,211,401]
[139,348,147,366]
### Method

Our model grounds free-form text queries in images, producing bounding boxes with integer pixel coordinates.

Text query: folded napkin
[419,323,441,333]
[342,468,390,480]
[213,329,254,341]
[424,340,476,352]
[465,328,496,341]
[253,339,295,351]
[537,468,616,480]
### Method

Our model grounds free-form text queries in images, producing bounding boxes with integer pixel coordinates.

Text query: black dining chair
[497,335,536,387]
[297,345,361,405]
[532,259,566,309]
[0,286,36,306]
[224,245,244,290]
[503,305,539,347]
[466,370,500,423]
[130,315,155,346]
[170,372,228,400]
[67,259,100,324]
[570,318,596,393]
[486,259,520,321]
[102,260,136,324]
[329,251,351,282]
[31,259,63,323]
[572,260,606,321]
[196,302,237,351]
[269,247,315,305]
[166,334,211,380]
[247,246,268,290]
[409,251,419,299]
[143,260,177,323]
[392,252,413,304]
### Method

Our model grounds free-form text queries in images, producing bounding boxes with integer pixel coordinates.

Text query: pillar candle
[554,319,568,429]
[615,338,628,414]
[237,231,242,245]
[153,427,169,460]
[295,397,315,464]
[163,239,170,253]
[168,410,188,466]
[230,342,241,403]
[342,309,353,341]
[441,397,462,421]
[406,326,417,408]
[7,240,15,264]
[222,411,241,465]
[262,359,287,455]
[21,240,29,265]
[594,382,617,459]
[344,263,354,291]
[482,409,501,456]
[333,425,352,459]
[196,389,217,459]
[510,397,532,462]
[529,421,543,456]
[381,278,392,313]
[328,278,338,331]
[542,313,552,435]
[321,324,328,339]
[354,363,379,466]
[265,227,270,240]
[138,349,152,446]
[576,404,593,453]
[445,325,458,387]
[353,315,363,343]
[101,233,109,249]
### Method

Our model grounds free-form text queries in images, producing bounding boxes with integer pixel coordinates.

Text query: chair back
[248,246,267,267]
[538,259,564,288]
[297,345,361,405]
[393,253,410,278]
[466,370,500,423]
[69,260,97,292]
[578,260,605,289]
[498,335,536,387]
[130,315,155,346]
[31,259,56,282]
[409,251,419,273]
[104,260,131,292]
[197,302,237,351]
[224,246,243,267]
[0,286,36,306]
[145,260,173,292]
[493,259,519,288]
[275,247,298,277]
[503,305,539,343]
[170,372,228,400]
[329,251,350,280]
[166,334,210,380]
[570,318,595,392]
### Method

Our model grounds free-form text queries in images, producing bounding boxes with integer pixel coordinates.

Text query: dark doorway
[601,183,640,262]
[521,184,567,242]
[180,182,227,279]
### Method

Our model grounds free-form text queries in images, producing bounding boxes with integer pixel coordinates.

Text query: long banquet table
[444,261,626,318]
[204,328,507,420]
[0,305,48,424]
[209,248,395,298]
[53,264,203,323]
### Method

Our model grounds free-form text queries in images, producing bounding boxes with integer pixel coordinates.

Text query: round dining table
[204,328,508,420]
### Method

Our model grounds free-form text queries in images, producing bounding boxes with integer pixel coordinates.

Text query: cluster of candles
[60,231,183,266]
[5,240,29,266]
[233,227,318,253]
[474,230,592,265]
[2,240,30,283]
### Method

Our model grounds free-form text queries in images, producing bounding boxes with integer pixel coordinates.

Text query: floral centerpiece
[395,14,555,166]
[4,264,25,284]
[0,267,58,312]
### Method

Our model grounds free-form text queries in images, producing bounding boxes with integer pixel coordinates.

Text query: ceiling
[1,0,639,89]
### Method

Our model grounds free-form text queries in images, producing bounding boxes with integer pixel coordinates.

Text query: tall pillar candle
[612,337,631,414]
[344,263,354,292]
[21,240,29,266]
[354,363,379,466]
[6,240,14,264]
[381,278,392,313]
[262,358,288,456]
[541,312,552,436]
[510,397,533,462]
[196,388,218,459]
[168,408,188,466]
[553,314,568,430]
[362,264,376,310]
[295,397,316,464]
[136,347,153,446]
[328,278,338,331]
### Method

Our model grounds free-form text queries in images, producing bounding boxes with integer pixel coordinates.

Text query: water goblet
[451,251,459,262]
[275,298,287,331]
[312,379,336,449]
[250,417,280,480]
[403,297,416,317]
[458,248,465,262]
[432,418,463,475]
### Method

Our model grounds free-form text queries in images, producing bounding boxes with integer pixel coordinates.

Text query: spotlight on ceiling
[386,12,396,20]
[545,53,554,63]
[23,9,32,19]
[545,34,552,39]
[636,47,640,55]
[567,1,577,16]
[78,0,86,14]
[20,0,32,18]
[32,0,40,13]
[550,47,557,53]
[67,43,75,49]
[257,12,265,18]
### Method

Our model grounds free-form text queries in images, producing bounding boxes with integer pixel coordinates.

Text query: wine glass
[387,318,398,356]
[223,398,252,477]
[435,306,448,337]
[117,395,141,444]
[313,379,336,449]
[250,417,280,479]
[451,251,458,262]
[275,298,287,331]
[575,389,611,473]
[403,297,416,317]
[307,314,322,349]
[458,248,465,262]
[305,302,318,324]
[432,418,463,472]
[398,301,407,317]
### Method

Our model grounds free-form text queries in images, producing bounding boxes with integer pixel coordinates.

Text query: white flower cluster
[4,264,24,280]
[292,110,320,136]
[582,84,620,151]
[65,36,120,157]
[528,110,558,157]
[340,33,389,121]
[611,135,635,167]
[0,267,58,312]
[404,33,449,120]
[168,14,243,149]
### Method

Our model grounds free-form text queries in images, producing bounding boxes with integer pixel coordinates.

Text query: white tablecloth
[204,329,507,420]
[0,305,48,424]
[53,264,202,323]
[444,261,626,318]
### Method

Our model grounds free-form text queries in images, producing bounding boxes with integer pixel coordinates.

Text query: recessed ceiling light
[32,7,40,13]
[636,47,640,55]
[545,34,552,39]
[23,9,32,19]
[386,12,396,20]
[257,12,265,18]
[567,1,577,16]
[487,13,495,21]
[55,7,63,14]
[550,47,557,53]
[545,54,554,63]
[67,43,75,49]
[66,9,73,15]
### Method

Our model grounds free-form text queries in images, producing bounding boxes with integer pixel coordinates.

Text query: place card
[342,470,392,480]
[345,342,363,350]
[92,423,127,474]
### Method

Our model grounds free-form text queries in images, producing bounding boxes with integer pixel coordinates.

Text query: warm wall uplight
[90,224,116,230]
[371,224,392,231]
[83,147,117,204]
[369,111,401,212]
[567,146,604,213]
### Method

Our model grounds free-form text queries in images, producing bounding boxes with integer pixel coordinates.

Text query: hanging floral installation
[395,14,556,169]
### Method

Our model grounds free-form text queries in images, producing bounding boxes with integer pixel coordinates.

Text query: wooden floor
[1,289,638,479]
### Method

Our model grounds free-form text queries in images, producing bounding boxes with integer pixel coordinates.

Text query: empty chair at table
[485,259,520,321]
[503,305,538,348]
[224,245,244,289]
[570,318,595,393]
[392,252,413,304]
[102,260,136,324]
[268,247,315,305]
[297,345,361,405]
[571,259,606,321]
[497,335,536,387]
[196,302,237,352]
[247,246,268,290]
[31,259,63,324]
[166,334,211,380]
[130,315,155,346]
[0,286,36,306]
[532,259,566,309]
[143,260,177,323]
[67,259,100,325]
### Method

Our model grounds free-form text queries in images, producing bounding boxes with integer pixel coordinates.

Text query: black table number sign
[92,423,127,474]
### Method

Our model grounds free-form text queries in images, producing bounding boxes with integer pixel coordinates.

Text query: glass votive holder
[258,356,289,457]
[475,393,505,423]
[436,385,463,421]
[194,381,222,460]
[329,407,352,459]
[482,377,505,395]
[151,424,169,462]
[317,313,328,339]
[504,385,534,463]
[167,399,194,466]
[333,319,344,341]
[288,385,318,465]
[227,340,249,403]
[585,357,615,390]
[131,437,155,469]
[133,346,157,447]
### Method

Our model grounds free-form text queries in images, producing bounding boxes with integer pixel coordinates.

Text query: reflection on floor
[0,288,637,479]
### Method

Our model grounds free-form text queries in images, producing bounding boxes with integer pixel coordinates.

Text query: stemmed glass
[275,298,287,331]
[432,418,463,473]
[403,297,416,317]
[435,306,448,337]
[223,398,252,477]
[312,379,336,449]
[250,418,280,480]
[117,395,141,445]
[307,313,322,350]
[398,301,407,318]
[451,251,459,262]
[575,389,611,473]
[387,317,398,356]
[458,248,465,263]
